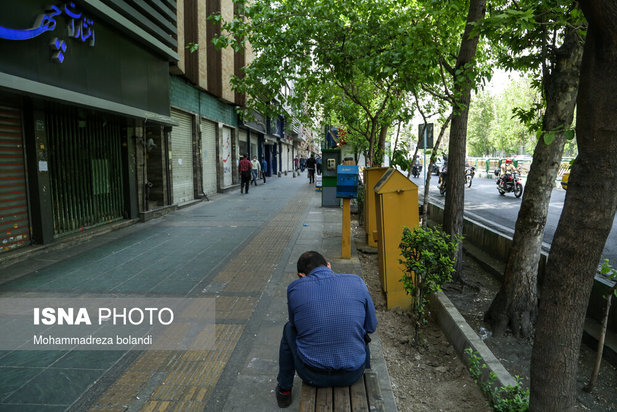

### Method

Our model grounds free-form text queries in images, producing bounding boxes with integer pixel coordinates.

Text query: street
[410,173,617,264]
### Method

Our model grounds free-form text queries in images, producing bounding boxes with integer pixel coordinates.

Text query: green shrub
[399,226,460,333]
[465,348,529,411]
[356,183,365,224]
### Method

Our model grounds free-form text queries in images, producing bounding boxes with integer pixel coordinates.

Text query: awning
[0,72,178,126]
[264,135,278,145]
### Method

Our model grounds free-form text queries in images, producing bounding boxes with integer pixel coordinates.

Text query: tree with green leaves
[443,0,487,279]
[479,1,586,340]
[493,78,539,155]
[467,78,540,157]
[530,1,617,408]
[213,0,424,166]
[467,88,496,156]
[214,0,480,169]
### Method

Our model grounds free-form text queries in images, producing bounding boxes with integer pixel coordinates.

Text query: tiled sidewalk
[0,175,396,411]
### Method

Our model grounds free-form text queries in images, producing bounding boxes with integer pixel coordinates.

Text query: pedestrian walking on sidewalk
[251,155,261,186]
[306,154,316,184]
[239,153,252,194]
[275,251,377,408]
[261,157,268,183]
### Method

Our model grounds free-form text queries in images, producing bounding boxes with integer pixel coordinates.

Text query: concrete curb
[430,291,518,389]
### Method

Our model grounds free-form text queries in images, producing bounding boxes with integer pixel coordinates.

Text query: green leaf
[543,131,555,145]
[564,129,575,140]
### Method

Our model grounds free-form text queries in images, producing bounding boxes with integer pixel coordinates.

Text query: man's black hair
[297,251,328,275]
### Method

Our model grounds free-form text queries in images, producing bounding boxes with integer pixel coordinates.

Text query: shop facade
[168,76,239,195]
[0,0,177,253]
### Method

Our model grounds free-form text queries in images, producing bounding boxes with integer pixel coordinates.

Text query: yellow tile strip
[89,187,309,411]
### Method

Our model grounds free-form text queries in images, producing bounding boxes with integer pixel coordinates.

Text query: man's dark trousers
[241,171,251,193]
[277,322,368,390]
[307,168,315,184]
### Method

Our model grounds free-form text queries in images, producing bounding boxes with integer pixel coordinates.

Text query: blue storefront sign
[0,2,95,63]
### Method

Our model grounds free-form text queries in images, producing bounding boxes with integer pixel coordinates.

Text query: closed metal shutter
[47,111,124,235]
[0,99,30,252]
[221,126,233,187]
[200,119,217,196]
[250,134,258,157]
[171,109,194,204]
[282,144,289,172]
[238,129,248,156]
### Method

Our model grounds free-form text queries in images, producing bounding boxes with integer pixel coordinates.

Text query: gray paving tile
[0,367,43,401]
[52,350,124,369]
[0,404,66,412]
[0,351,66,368]
[4,368,102,405]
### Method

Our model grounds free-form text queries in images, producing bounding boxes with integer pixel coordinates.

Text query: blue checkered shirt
[287,266,378,371]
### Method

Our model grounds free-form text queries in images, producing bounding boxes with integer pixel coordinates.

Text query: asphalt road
[411,172,617,265]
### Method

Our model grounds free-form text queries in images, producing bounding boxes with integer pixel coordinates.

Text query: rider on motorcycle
[498,158,517,189]
[411,156,422,178]
[437,155,448,194]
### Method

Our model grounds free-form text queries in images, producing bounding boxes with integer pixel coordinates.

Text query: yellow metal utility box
[373,168,420,309]
[363,167,389,247]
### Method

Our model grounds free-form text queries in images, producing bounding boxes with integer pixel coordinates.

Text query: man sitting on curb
[275,251,378,408]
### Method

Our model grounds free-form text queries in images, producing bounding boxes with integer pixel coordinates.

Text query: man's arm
[287,289,295,326]
[363,284,378,334]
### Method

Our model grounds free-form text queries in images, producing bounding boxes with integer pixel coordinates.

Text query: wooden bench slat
[364,372,385,412]
[299,383,317,412]
[333,386,352,412]
[299,371,383,411]
[316,387,333,412]
[350,378,369,412]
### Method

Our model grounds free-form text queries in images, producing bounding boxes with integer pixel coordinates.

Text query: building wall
[178,0,244,106]
[221,0,235,103]
[170,76,237,127]
[0,0,176,249]
[176,0,186,74]
[197,0,208,89]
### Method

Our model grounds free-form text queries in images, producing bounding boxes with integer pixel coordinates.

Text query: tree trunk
[584,283,616,392]
[485,26,584,338]
[377,124,388,165]
[443,0,486,278]
[530,2,617,409]
[367,120,378,166]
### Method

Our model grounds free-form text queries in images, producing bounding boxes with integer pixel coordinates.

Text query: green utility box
[321,149,341,207]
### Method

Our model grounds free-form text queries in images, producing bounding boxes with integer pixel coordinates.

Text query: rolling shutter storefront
[221,126,233,187]
[200,119,217,196]
[47,111,125,235]
[250,134,258,157]
[282,143,289,172]
[171,109,194,204]
[239,129,248,157]
[0,99,30,252]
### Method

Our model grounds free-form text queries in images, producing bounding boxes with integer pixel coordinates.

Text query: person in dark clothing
[238,153,252,194]
[306,154,317,184]
[274,251,377,408]
[261,157,268,183]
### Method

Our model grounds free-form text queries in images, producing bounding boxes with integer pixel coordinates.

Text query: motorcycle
[411,164,422,178]
[438,166,448,195]
[494,169,523,198]
[465,166,475,188]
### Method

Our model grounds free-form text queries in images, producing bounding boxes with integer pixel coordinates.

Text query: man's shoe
[275,385,292,408]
